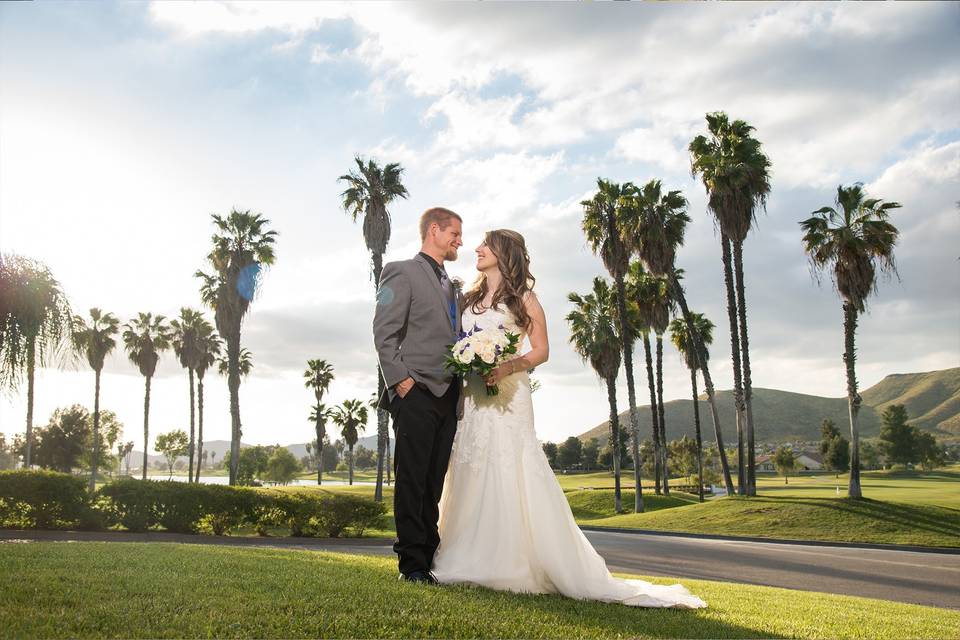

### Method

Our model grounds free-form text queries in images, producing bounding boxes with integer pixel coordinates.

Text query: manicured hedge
[0,470,99,530]
[0,471,387,538]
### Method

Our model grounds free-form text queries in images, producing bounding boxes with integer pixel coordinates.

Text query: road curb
[578,525,960,555]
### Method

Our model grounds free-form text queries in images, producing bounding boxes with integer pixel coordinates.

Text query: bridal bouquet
[445,323,521,396]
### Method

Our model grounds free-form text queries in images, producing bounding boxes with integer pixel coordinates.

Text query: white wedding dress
[430,303,707,609]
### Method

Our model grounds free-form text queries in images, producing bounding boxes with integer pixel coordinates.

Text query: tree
[914,431,946,470]
[155,430,189,479]
[825,436,850,475]
[626,179,735,495]
[304,359,335,485]
[878,404,916,466]
[31,405,90,472]
[222,445,271,486]
[193,318,222,482]
[339,156,408,503]
[170,308,205,483]
[320,436,339,472]
[542,441,559,469]
[558,436,584,471]
[772,446,796,485]
[118,440,134,476]
[332,399,368,485]
[860,441,880,470]
[819,418,841,455]
[196,209,277,486]
[122,312,171,480]
[354,445,377,470]
[0,254,74,468]
[217,347,252,378]
[581,437,600,471]
[801,184,900,497]
[669,311,715,502]
[81,409,122,477]
[582,179,645,512]
[624,261,675,495]
[690,112,772,496]
[71,308,119,491]
[820,417,850,475]
[263,447,302,485]
[668,436,699,485]
[567,277,624,513]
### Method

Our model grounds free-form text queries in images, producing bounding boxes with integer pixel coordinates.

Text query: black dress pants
[390,379,459,575]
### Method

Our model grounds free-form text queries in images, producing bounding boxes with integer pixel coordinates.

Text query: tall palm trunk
[733,240,757,495]
[315,414,324,485]
[372,251,389,503]
[721,236,747,495]
[195,378,204,483]
[843,302,863,498]
[656,335,669,495]
[188,368,196,482]
[227,333,242,486]
[667,274,735,494]
[605,375,623,513]
[614,276,644,513]
[348,445,355,486]
[691,369,704,503]
[89,369,101,493]
[642,335,661,494]
[142,376,151,480]
[25,340,35,468]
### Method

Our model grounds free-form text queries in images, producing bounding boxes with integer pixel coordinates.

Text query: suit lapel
[414,255,455,336]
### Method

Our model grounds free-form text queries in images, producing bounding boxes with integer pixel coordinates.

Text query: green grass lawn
[1,542,954,639]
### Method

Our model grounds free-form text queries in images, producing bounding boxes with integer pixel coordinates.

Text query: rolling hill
[577,367,960,447]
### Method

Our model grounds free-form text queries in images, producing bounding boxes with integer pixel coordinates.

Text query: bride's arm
[486,292,549,385]
[512,291,549,371]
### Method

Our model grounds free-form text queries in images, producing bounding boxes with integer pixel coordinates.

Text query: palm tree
[669,312,715,503]
[121,312,172,480]
[71,308,119,491]
[217,347,252,378]
[332,398,368,485]
[626,178,735,495]
[193,318,221,483]
[0,254,74,467]
[648,270,676,496]
[581,178,644,513]
[303,359,335,485]
[800,183,900,498]
[196,209,277,486]
[567,277,625,513]
[690,111,772,496]
[338,156,408,502]
[170,308,204,482]
[623,261,661,495]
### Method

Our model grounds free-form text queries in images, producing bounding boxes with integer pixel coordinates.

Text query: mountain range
[576,367,960,447]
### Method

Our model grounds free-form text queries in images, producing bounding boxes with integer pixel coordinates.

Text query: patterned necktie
[439,270,456,331]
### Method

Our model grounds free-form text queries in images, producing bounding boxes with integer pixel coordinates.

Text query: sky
[1,1,958,455]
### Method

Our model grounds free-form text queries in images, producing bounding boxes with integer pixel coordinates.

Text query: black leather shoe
[399,570,432,584]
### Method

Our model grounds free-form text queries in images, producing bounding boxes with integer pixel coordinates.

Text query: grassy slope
[586,495,960,547]
[1,542,955,639]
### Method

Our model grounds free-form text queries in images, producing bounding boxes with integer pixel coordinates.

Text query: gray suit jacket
[373,254,464,410]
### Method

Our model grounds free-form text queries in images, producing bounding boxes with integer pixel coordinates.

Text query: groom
[373,206,464,584]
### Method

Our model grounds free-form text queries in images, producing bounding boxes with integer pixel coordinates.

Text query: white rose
[459,344,476,363]
[479,343,497,364]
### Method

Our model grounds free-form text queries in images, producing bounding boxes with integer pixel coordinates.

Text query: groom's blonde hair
[419,207,462,241]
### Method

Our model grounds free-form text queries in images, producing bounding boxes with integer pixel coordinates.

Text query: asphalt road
[4,528,958,609]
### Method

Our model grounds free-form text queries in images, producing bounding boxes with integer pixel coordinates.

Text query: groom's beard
[444,247,459,261]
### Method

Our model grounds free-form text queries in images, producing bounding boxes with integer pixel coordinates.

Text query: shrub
[97,478,160,532]
[0,470,93,529]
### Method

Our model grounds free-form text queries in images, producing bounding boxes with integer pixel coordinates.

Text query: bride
[430,229,707,609]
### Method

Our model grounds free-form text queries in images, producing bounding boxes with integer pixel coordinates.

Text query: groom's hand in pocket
[395,377,415,399]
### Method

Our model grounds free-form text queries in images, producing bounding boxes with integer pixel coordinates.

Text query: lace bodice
[461,302,527,344]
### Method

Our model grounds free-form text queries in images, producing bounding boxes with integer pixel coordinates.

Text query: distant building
[756,454,776,472]
[796,451,823,470]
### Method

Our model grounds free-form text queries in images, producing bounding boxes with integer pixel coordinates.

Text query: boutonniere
[451,276,464,292]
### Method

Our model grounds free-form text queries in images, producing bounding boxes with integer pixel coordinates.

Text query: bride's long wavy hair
[464,229,537,332]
